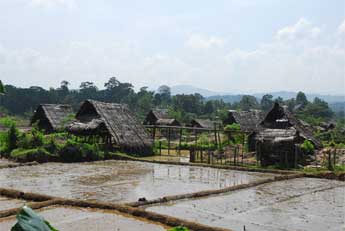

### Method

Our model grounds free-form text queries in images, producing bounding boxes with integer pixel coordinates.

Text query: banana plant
[11,206,58,231]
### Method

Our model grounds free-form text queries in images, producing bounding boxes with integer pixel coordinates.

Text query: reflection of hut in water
[143,109,181,126]
[223,110,265,151]
[253,103,322,167]
[31,104,73,133]
[68,100,153,154]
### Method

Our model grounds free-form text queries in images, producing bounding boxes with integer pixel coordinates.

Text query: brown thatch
[259,102,322,149]
[155,118,181,126]
[190,119,215,129]
[31,104,73,133]
[68,100,152,154]
[143,109,180,126]
[223,110,264,132]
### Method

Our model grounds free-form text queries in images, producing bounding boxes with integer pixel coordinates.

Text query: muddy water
[0,206,167,231]
[0,159,14,167]
[147,178,345,231]
[0,197,26,211]
[0,160,275,203]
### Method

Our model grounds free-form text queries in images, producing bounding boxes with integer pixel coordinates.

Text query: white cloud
[337,19,345,36]
[0,18,344,95]
[185,34,225,49]
[276,18,321,41]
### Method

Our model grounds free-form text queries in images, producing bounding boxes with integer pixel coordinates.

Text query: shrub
[30,128,44,147]
[10,148,54,163]
[0,117,16,128]
[43,136,59,154]
[58,140,84,162]
[58,139,102,162]
[301,140,315,155]
[7,124,19,154]
[81,143,103,161]
[224,123,241,131]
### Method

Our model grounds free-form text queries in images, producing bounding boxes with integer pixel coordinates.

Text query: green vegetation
[224,123,241,131]
[300,140,315,155]
[11,206,58,231]
[0,80,5,94]
[168,227,189,231]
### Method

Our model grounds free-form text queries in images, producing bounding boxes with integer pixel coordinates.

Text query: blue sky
[0,0,344,94]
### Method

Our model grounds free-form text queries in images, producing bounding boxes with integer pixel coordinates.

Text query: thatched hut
[31,104,73,133]
[254,102,322,167]
[190,119,215,130]
[223,110,264,132]
[68,100,153,154]
[143,109,181,126]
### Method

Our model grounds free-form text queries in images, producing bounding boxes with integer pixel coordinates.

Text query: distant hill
[329,102,345,113]
[170,85,227,97]
[170,85,345,104]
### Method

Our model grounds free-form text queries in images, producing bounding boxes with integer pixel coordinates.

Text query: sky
[0,0,344,94]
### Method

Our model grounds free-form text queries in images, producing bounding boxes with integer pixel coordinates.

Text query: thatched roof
[259,102,322,148]
[143,109,180,126]
[31,104,73,132]
[68,119,108,136]
[151,109,170,119]
[155,118,181,126]
[72,100,152,153]
[190,119,215,129]
[224,110,264,132]
[255,128,300,143]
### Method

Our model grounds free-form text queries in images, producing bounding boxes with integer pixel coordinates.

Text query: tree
[296,91,308,106]
[104,77,134,103]
[260,94,274,111]
[302,97,334,119]
[0,80,5,94]
[156,85,171,106]
[239,95,258,111]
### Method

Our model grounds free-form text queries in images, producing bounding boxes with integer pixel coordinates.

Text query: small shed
[143,109,180,126]
[68,100,153,154]
[254,103,322,167]
[31,104,73,133]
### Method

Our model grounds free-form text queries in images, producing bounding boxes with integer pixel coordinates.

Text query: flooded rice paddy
[146,178,345,231]
[0,160,275,203]
[0,197,26,211]
[0,206,167,231]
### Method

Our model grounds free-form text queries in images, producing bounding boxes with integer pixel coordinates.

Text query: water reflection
[0,161,274,203]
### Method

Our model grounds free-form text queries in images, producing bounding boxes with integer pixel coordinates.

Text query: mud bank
[0,160,275,203]
[0,206,168,231]
[146,178,345,231]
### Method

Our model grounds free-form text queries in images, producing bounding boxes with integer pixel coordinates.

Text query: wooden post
[333,148,336,167]
[328,150,331,170]
[195,129,198,146]
[179,128,183,156]
[152,126,156,141]
[214,124,218,148]
[294,144,298,169]
[241,134,245,165]
[159,141,162,155]
[168,127,171,155]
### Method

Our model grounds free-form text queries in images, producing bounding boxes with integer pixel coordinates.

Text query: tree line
[0,77,339,125]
